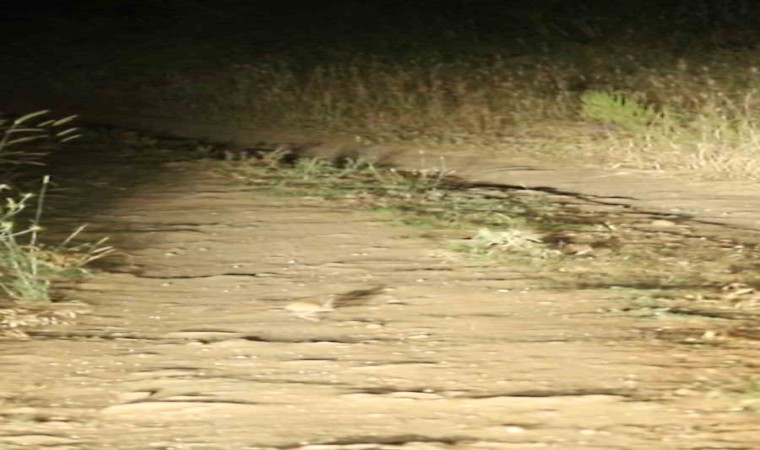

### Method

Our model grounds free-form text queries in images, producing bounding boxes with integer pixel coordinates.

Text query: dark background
[4,1,759,51]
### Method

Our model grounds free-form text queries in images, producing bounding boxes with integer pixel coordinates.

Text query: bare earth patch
[1,145,760,449]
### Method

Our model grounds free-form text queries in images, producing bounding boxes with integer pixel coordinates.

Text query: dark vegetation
[4,1,758,177]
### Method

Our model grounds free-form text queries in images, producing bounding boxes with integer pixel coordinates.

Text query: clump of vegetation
[465,227,556,258]
[579,91,666,133]
[0,111,111,303]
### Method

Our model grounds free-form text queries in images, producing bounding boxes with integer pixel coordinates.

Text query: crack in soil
[287,434,478,448]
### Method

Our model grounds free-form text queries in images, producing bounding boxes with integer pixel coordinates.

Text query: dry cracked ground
[1,134,760,450]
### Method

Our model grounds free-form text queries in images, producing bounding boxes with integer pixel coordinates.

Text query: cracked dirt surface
[2,145,760,449]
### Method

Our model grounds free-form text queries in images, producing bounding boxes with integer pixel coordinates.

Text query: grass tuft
[0,176,114,302]
[0,110,80,170]
[580,91,663,133]
[466,227,556,258]
[0,111,111,303]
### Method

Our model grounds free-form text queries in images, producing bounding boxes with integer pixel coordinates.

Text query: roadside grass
[55,44,760,180]
[4,4,760,179]
[0,112,113,303]
[0,178,114,304]
[219,149,760,328]
[0,110,80,170]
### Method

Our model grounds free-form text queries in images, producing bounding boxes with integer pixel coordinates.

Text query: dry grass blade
[12,110,50,125]
[51,115,78,127]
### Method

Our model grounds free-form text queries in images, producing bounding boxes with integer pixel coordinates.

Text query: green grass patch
[741,379,760,400]
[580,91,669,133]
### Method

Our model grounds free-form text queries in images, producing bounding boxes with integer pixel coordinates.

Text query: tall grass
[0,109,80,170]
[0,181,50,301]
[153,52,580,139]
[135,45,760,178]
[0,111,110,302]
[5,2,760,179]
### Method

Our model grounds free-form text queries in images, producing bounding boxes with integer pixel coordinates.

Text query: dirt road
[1,143,759,449]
